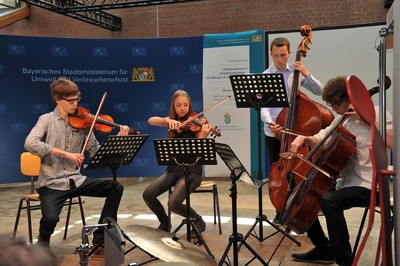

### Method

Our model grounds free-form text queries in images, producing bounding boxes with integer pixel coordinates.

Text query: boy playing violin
[24,76,130,248]
[142,90,211,235]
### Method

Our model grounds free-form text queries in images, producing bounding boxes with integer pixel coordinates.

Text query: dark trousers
[37,178,124,243]
[307,186,371,265]
[142,171,202,224]
[265,135,281,165]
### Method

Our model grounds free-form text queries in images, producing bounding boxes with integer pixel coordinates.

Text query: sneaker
[291,247,335,264]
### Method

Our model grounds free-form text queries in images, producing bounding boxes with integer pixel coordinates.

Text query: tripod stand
[153,138,217,259]
[214,142,267,266]
[84,134,149,258]
[229,74,301,249]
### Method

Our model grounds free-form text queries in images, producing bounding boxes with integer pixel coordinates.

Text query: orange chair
[13,152,86,243]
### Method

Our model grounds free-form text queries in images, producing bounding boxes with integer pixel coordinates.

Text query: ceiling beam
[18,0,202,31]
[62,0,203,13]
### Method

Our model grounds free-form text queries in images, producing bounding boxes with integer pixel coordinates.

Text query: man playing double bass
[288,76,393,265]
[261,37,324,224]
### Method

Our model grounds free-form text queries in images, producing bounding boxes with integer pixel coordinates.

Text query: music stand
[214,142,267,266]
[85,134,149,256]
[153,138,217,259]
[229,74,300,248]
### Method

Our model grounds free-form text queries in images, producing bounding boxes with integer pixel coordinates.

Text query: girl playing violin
[142,90,212,234]
[24,76,130,248]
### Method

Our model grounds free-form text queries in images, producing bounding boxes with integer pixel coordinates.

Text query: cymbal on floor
[126,224,216,266]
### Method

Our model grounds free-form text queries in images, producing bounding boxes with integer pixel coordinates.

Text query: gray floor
[2,176,389,265]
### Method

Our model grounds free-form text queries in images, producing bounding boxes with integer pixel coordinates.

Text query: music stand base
[239,214,301,264]
[219,233,268,266]
[172,217,215,259]
[242,214,300,244]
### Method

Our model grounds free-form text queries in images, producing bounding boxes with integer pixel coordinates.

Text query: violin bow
[177,95,232,128]
[80,92,107,155]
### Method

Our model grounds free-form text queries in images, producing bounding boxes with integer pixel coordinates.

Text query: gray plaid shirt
[24,107,100,190]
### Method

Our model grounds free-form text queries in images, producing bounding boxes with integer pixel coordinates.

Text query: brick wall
[0,0,390,38]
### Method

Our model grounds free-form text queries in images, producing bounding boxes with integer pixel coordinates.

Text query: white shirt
[260,63,323,137]
[314,107,392,190]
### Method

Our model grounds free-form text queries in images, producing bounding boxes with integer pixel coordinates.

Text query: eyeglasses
[61,97,81,104]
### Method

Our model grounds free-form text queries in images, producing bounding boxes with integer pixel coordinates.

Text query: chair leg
[78,196,86,226]
[63,197,85,240]
[213,184,222,234]
[26,200,33,244]
[212,186,217,224]
[353,207,369,256]
[63,198,73,240]
[13,199,26,241]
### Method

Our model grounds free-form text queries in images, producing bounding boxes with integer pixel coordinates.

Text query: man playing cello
[287,76,393,265]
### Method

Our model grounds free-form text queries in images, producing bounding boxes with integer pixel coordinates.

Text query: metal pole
[378,27,388,142]
[388,1,400,264]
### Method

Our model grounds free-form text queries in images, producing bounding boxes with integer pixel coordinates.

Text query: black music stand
[214,142,267,266]
[153,138,217,259]
[85,134,149,256]
[230,74,300,248]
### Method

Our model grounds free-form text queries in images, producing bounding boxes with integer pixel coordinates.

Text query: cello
[279,78,391,234]
[268,25,334,213]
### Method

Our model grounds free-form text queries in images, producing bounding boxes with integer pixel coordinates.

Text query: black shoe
[157,221,171,232]
[292,247,335,264]
[37,235,50,248]
[194,216,206,233]
[272,212,281,225]
[190,216,206,238]
[90,243,105,256]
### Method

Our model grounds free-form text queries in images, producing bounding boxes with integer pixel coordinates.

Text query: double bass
[268,25,334,213]
[280,77,392,234]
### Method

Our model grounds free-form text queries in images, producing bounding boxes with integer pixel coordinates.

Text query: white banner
[202,30,265,178]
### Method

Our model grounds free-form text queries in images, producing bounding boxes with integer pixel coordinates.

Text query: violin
[177,111,221,138]
[69,106,140,135]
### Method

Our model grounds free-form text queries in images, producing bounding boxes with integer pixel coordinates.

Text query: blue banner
[0,35,203,183]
